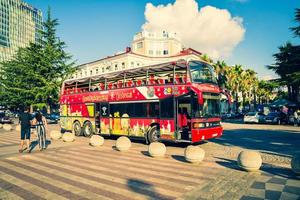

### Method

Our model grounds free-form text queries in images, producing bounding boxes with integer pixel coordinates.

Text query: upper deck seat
[149,75,156,85]
[126,80,133,87]
[182,75,187,83]
[117,80,123,88]
[175,74,181,84]
[136,79,144,86]
[99,83,105,90]
[158,79,165,85]
[108,83,113,90]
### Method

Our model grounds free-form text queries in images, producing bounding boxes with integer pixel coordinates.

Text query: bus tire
[147,125,160,143]
[73,121,82,136]
[83,121,93,137]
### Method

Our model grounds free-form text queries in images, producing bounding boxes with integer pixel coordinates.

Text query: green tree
[213,60,228,88]
[0,8,74,110]
[290,8,300,37]
[267,42,300,101]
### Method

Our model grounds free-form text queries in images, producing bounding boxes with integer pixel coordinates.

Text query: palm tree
[291,8,300,37]
[213,60,227,88]
[267,42,300,101]
[200,54,213,63]
[239,69,257,110]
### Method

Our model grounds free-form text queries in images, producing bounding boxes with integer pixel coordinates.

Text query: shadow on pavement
[29,139,51,152]
[210,129,300,158]
[171,155,189,163]
[127,179,172,200]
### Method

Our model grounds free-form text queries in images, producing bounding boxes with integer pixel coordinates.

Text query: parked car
[244,112,265,124]
[46,112,60,123]
[264,112,288,125]
[0,112,13,124]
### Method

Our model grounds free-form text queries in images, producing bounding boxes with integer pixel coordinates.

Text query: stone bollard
[148,142,166,158]
[90,135,104,147]
[62,132,75,142]
[237,150,262,172]
[50,130,62,140]
[116,136,131,151]
[291,155,300,175]
[0,124,3,129]
[15,125,21,132]
[3,124,12,131]
[184,145,205,164]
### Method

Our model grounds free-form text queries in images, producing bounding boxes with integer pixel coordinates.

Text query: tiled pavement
[0,124,300,200]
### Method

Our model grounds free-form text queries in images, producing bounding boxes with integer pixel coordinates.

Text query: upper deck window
[189,61,217,84]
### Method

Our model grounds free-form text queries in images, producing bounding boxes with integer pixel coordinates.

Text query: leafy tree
[0,8,74,110]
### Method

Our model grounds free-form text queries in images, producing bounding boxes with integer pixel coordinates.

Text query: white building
[72,31,201,79]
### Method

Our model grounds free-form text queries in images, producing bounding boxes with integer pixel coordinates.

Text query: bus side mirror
[198,93,203,105]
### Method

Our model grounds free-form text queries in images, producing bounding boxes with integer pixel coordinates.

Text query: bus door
[99,102,110,134]
[176,95,192,140]
[95,103,101,133]
[159,97,175,140]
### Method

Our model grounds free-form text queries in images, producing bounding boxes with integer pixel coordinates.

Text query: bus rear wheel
[147,126,160,143]
[83,121,93,137]
[73,121,82,136]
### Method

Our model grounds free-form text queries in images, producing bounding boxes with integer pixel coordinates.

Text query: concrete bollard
[237,150,262,172]
[50,130,62,140]
[148,142,166,158]
[116,136,131,151]
[184,145,205,164]
[15,125,21,132]
[90,135,104,147]
[291,155,300,175]
[3,124,12,131]
[62,132,75,142]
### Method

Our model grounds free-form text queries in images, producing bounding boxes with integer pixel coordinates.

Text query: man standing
[19,107,32,153]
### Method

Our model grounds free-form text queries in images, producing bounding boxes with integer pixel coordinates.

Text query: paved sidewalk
[0,123,299,199]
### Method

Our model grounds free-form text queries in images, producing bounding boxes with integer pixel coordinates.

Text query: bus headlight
[193,122,205,129]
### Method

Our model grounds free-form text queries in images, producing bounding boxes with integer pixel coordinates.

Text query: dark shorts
[21,128,30,140]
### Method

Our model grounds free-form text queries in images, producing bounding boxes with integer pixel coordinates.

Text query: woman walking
[33,111,48,151]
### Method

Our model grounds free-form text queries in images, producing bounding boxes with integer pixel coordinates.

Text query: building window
[115,64,118,71]
[163,50,168,55]
[156,50,161,55]
[149,50,153,55]
[136,42,143,49]
[122,62,125,69]
[96,68,99,74]
[131,62,134,67]
[90,70,93,75]
[102,67,104,73]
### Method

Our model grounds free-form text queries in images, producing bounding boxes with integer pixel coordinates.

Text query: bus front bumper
[191,126,223,143]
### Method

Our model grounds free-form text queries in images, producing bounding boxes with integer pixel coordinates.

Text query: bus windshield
[189,61,217,84]
[192,95,220,118]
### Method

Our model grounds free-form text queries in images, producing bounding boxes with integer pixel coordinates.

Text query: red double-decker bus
[59,60,222,143]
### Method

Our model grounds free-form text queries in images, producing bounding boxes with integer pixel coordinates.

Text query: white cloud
[142,0,246,59]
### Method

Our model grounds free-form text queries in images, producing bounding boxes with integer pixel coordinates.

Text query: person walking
[19,107,32,153]
[32,111,48,151]
[294,110,299,127]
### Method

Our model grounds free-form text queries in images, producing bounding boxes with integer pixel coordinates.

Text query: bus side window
[160,98,174,118]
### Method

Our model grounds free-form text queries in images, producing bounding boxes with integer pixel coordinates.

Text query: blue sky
[26,0,299,79]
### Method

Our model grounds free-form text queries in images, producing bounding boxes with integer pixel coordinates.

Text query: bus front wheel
[83,121,93,137]
[147,126,160,143]
[73,121,82,136]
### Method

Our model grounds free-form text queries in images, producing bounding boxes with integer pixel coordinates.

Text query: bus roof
[64,59,199,85]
